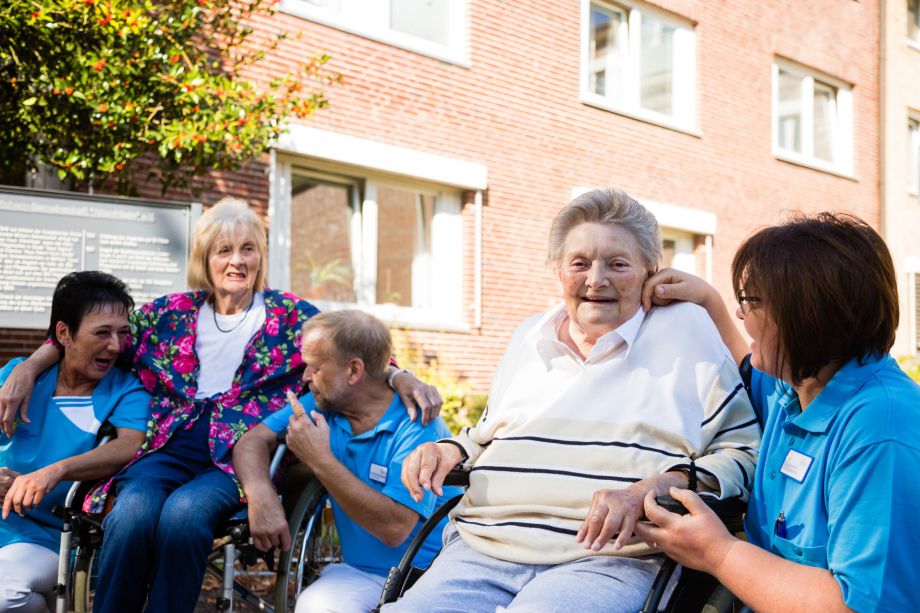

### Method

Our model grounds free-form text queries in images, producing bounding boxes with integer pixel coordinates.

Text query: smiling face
[558,222,650,338]
[207,224,262,301]
[59,304,130,385]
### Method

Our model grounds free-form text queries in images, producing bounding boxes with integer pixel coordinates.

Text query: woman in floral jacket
[0,198,440,612]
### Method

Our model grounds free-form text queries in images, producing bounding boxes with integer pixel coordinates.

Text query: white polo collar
[532,303,646,362]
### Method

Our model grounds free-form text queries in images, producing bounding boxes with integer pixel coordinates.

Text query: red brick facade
[0,1,881,392]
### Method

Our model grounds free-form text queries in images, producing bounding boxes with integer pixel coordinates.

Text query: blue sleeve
[107,374,151,432]
[380,418,451,520]
[260,394,317,433]
[826,439,920,612]
[0,358,25,388]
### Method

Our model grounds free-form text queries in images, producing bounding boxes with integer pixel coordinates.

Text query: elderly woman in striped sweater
[392,188,760,613]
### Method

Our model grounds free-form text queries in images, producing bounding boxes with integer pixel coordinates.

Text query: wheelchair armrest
[443,466,470,487]
[655,495,746,532]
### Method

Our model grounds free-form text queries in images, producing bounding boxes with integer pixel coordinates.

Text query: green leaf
[23,97,37,106]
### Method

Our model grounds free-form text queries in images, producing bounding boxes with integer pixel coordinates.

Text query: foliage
[0,0,340,194]
[391,330,487,435]
[898,356,920,383]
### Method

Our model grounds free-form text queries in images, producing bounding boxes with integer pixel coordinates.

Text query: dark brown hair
[731,212,898,385]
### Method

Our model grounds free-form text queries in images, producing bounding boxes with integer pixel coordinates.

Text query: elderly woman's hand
[401,442,462,503]
[390,369,443,425]
[0,361,40,437]
[577,471,689,551]
[634,487,736,575]
[640,268,716,312]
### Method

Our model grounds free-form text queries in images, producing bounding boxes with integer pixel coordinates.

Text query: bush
[898,356,920,383]
[391,330,487,435]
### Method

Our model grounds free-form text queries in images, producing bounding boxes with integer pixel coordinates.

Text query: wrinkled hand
[640,268,714,312]
[634,488,735,575]
[391,370,442,425]
[2,465,62,519]
[0,362,37,437]
[577,487,649,551]
[401,442,462,503]
[286,394,333,471]
[0,467,21,499]
[247,485,291,552]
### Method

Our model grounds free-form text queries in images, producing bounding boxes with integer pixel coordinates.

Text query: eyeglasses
[736,289,762,316]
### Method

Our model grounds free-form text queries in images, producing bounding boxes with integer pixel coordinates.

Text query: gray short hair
[303,310,392,382]
[547,188,661,273]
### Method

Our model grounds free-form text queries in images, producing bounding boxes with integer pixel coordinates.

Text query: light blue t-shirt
[263,393,461,576]
[744,354,920,612]
[0,358,151,551]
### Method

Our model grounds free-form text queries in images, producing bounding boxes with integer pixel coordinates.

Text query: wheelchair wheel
[274,477,343,613]
[70,542,99,613]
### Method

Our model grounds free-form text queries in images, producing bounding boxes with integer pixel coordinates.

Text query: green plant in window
[294,249,353,300]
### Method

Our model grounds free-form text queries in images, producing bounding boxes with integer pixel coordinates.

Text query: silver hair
[547,188,662,272]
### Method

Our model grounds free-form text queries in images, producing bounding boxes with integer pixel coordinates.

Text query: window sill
[311,299,471,333]
[279,0,471,68]
[907,39,920,53]
[773,151,856,181]
[580,95,701,138]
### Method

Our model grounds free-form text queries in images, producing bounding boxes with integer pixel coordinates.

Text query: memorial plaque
[0,187,199,329]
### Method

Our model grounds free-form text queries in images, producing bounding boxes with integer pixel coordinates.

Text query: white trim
[580,0,698,133]
[276,125,487,190]
[279,0,470,67]
[904,256,920,274]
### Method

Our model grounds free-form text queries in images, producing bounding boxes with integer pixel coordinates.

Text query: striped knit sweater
[446,302,760,565]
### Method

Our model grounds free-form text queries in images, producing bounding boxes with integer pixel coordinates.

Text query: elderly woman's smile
[558,222,648,338]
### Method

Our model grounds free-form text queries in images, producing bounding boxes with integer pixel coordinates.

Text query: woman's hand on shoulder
[0,359,44,437]
[390,369,443,425]
[641,268,718,311]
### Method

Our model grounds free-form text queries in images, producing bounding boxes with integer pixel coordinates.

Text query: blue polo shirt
[263,393,461,576]
[0,358,150,551]
[744,354,920,612]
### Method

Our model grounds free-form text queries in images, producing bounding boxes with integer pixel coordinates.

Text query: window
[280,0,467,64]
[582,0,696,130]
[910,0,920,45]
[772,61,853,174]
[909,118,920,194]
[287,168,464,326]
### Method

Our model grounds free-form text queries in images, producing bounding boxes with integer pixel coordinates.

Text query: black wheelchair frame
[51,439,343,613]
[376,468,749,613]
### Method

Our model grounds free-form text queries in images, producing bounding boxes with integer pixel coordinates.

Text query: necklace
[212,295,255,334]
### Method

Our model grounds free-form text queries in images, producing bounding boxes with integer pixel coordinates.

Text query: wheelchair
[52,440,342,613]
[376,468,751,613]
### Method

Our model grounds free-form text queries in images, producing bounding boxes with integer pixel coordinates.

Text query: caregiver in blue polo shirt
[636,212,920,613]
[0,271,149,612]
[234,310,459,613]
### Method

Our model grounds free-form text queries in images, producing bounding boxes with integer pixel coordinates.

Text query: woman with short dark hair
[637,212,920,612]
[0,272,149,612]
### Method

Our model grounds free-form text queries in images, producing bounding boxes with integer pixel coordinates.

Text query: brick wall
[2,1,880,393]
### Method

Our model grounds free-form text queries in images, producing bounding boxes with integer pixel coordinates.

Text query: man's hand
[0,467,21,499]
[634,487,735,576]
[577,472,689,551]
[246,484,291,552]
[390,370,442,425]
[2,464,64,519]
[286,395,334,471]
[401,442,462,503]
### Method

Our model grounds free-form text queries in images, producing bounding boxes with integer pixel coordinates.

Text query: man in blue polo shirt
[233,310,459,612]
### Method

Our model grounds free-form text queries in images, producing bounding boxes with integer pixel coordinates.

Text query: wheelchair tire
[70,543,98,613]
[274,477,343,613]
[700,584,742,613]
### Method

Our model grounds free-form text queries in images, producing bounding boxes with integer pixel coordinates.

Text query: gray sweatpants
[382,525,666,613]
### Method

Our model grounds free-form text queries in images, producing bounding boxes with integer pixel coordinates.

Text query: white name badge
[780,449,814,482]
[369,463,388,484]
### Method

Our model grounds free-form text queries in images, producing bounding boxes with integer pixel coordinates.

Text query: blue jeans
[93,414,243,613]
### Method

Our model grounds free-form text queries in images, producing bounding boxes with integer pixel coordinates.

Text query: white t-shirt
[195,292,267,399]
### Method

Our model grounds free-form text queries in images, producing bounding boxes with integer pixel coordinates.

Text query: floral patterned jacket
[84,288,318,513]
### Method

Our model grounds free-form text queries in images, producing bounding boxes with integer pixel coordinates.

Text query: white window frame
[771,60,854,176]
[580,0,697,134]
[909,116,920,195]
[279,0,469,66]
[274,159,466,329]
[909,0,920,49]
